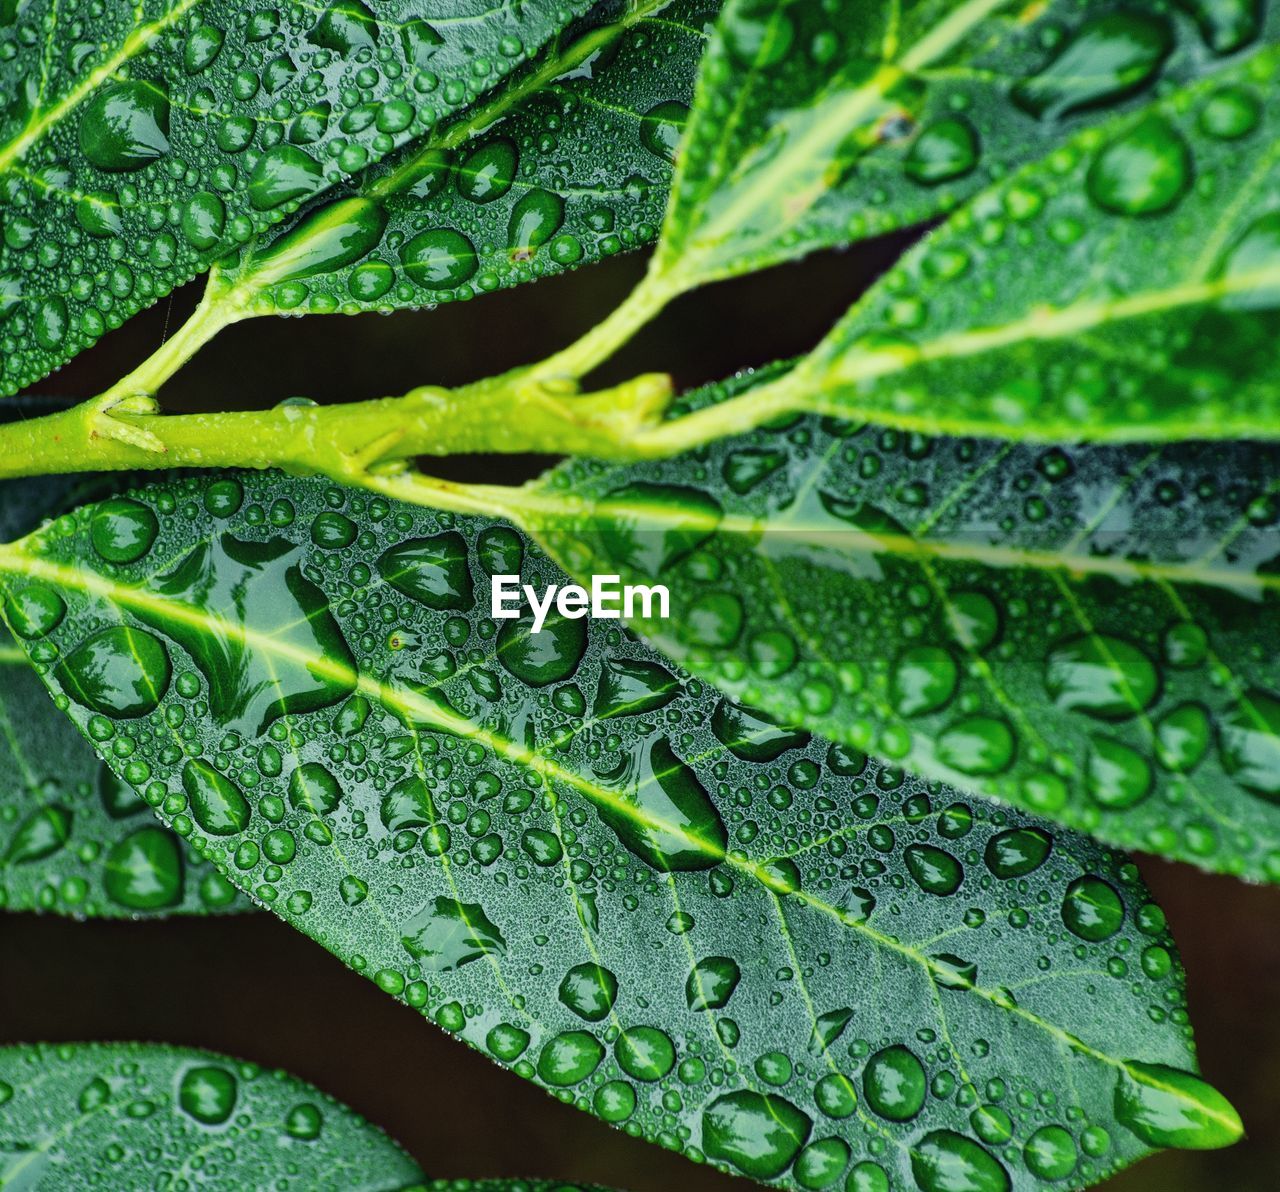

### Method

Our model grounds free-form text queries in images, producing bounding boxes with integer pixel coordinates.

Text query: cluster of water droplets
[0,1041,425,1188]
[233,0,704,318]
[0,0,594,392]
[6,470,1238,1189]
[542,391,1280,882]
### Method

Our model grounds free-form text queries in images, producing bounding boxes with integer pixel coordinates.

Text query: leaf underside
[0,0,594,394]
[0,1041,423,1191]
[0,444,248,916]
[655,0,1278,290]
[528,368,1280,882]
[0,470,1240,1191]
[228,0,710,318]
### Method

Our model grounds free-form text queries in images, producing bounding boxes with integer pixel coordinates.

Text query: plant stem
[0,374,673,480]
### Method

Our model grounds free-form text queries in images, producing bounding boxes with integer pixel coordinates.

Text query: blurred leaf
[703,46,1280,442]
[0,0,594,394]
[0,470,1242,1190]
[0,1041,424,1190]
[652,0,1276,291]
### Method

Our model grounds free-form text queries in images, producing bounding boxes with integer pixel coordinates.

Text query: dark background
[5,239,1278,1190]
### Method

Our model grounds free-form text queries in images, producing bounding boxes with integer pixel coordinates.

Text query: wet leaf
[0,1041,424,1189]
[652,0,1276,292]
[221,1,711,318]
[0,407,248,916]
[0,471,1241,1189]
[524,367,1280,882]
[715,46,1280,442]
[0,0,594,394]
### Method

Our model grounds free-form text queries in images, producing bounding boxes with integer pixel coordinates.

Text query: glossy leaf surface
[225,1,710,318]
[0,446,247,916]
[0,472,1241,1190]
[528,370,1280,881]
[743,47,1280,441]
[0,1041,423,1189]
[653,0,1277,291]
[0,0,592,394]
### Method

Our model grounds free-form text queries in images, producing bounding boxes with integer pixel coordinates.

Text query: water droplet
[181,192,226,250]
[1046,635,1158,720]
[178,1065,237,1125]
[891,646,958,716]
[1155,703,1210,771]
[400,896,506,970]
[5,583,64,638]
[594,657,679,719]
[910,1130,1009,1192]
[5,804,71,864]
[1013,12,1171,120]
[182,759,251,836]
[1199,85,1261,140]
[937,717,1014,775]
[58,627,171,717]
[1086,736,1153,808]
[1023,1124,1077,1180]
[599,739,726,871]
[1061,875,1125,941]
[248,145,324,211]
[104,826,183,909]
[862,1045,926,1121]
[1114,1061,1243,1148]
[457,139,518,204]
[508,189,565,259]
[380,776,437,831]
[91,498,158,563]
[310,0,379,53]
[711,701,810,762]
[905,844,963,896]
[254,197,387,284]
[79,81,171,171]
[616,1026,675,1081]
[1086,117,1192,217]
[984,827,1052,878]
[1219,688,1280,800]
[558,962,618,1021]
[702,1090,811,1179]
[686,956,740,1011]
[400,229,478,289]
[537,1031,604,1086]
[905,118,979,185]
[640,101,689,162]
[497,607,586,687]
[1218,211,1280,311]
[1176,0,1261,54]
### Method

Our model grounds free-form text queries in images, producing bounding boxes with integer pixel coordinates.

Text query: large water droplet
[179,1066,237,1125]
[248,145,324,211]
[496,607,587,687]
[983,827,1052,878]
[711,701,810,762]
[598,739,726,871]
[90,498,158,563]
[702,1090,811,1179]
[400,896,506,970]
[378,533,473,610]
[309,0,379,53]
[457,139,518,204]
[58,627,171,718]
[79,81,171,171]
[640,101,689,162]
[862,1045,926,1121]
[253,197,387,285]
[1175,0,1261,54]
[558,962,618,1022]
[1012,12,1172,120]
[594,656,679,719]
[905,844,963,896]
[1061,875,1125,940]
[686,956,740,1011]
[1086,117,1192,217]
[400,229,478,289]
[1114,1061,1243,1148]
[104,826,183,909]
[891,646,958,716]
[910,1131,1009,1192]
[537,1031,604,1086]
[905,118,979,185]
[182,759,251,836]
[5,804,71,864]
[1046,634,1158,720]
[1218,688,1280,800]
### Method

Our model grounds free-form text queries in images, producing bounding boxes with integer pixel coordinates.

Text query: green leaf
[0,471,1242,1190]
[522,366,1280,881]
[0,0,594,395]
[221,1,710,318]
[0,418,249,916]
[0,1041,425,1189]
[694,44,1280,443]
[651,0,1278,293]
